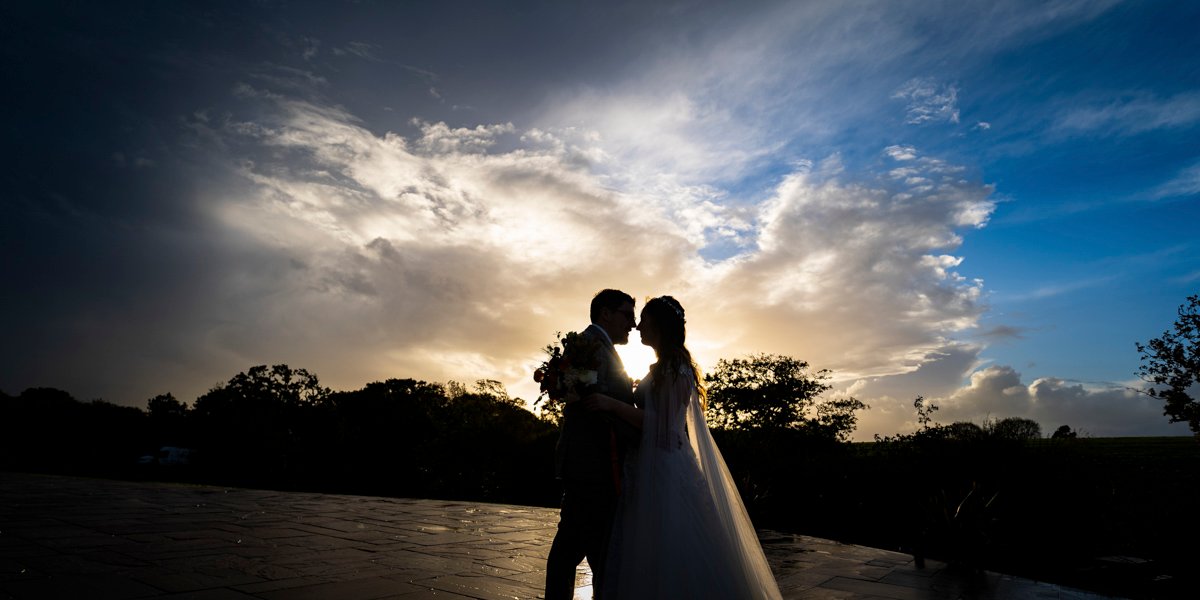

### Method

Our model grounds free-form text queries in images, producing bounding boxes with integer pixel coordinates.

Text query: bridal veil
[603,367,782,599]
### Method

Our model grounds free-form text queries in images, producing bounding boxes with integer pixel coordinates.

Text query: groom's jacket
[555,324,636,488]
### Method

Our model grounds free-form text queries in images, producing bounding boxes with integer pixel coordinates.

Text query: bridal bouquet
[533,331,603,407]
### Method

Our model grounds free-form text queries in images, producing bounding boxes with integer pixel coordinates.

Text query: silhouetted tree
[146,393,192,447]
[705,354,864,439]
[447,379,523,406]
[1,388,79,468]
[1051,424,1077,439]
[17,387,77,409]
[316,377,555,503]
[84,399,149,464]
[0,388,149,472]
[914,396,940,431]
[435,381,556,501]
[191,364,331,479]
[1137,294,1200,434]
[943,421,986,441]
[989,417,1042,440]
[873,397,950,443]
[321,378,451,495]
[147,392,188,418]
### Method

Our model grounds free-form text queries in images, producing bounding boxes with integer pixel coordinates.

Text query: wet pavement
[0,472,1114,599]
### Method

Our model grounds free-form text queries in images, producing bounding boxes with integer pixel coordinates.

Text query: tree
[146,392,192,446]
[943,421,986,441]
[193,364,330,417]
[704,354,865,439]
[448,379,522,407]
[988,417,1042,441]
[147,393,188,419]
[1051,425,1077,439]
[914,396,939,431]
[1137,294,1200,434]
[323,378,450,495]
[191,364,331,475]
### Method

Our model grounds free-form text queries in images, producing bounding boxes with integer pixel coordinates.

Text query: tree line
[2,351,1092,476]
[1,351,1074,511]
[0,368,559,506]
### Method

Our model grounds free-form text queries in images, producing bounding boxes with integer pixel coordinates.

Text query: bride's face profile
[637,308,658,350]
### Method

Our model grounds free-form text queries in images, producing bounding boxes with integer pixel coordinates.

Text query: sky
[2,0,1197,439]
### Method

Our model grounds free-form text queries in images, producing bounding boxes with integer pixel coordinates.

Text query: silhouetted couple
[545,289,781,599]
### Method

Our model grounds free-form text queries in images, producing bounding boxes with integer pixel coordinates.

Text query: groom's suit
[554,324,637,485]
[545,323,636,600]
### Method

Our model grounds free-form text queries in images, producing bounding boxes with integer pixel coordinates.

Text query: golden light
[616,331,657,382]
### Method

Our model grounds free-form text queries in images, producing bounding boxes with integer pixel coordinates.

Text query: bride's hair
[645,296,706,409]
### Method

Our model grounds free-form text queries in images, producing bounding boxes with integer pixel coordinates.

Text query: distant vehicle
[137,446,195,466]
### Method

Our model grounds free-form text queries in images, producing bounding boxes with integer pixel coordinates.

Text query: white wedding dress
[602,366,782,599]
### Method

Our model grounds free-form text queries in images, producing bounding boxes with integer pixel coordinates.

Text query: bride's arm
[580,393,643,430]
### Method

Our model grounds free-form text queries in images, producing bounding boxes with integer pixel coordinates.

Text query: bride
[581,296,782,599]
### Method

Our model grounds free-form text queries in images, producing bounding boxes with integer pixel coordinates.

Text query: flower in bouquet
[533,331,604,407]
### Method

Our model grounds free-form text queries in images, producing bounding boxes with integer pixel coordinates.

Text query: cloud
[1153,158,1200,199]
[245,65,328,92]
[527,1,1119,189]
[893,78,960,125]
[167,86,1003,416]
[935,366,1187,437]
[4,0,1152,440]
[885,145,918,161]
[190,97,692,397]
[690,149,994,383]
[329,40,440,89]
[301,37,320,61]
[848,351,1187,439]
[1056,92,1200,136]
[333,41,381,61]
[1173,270,1200,284]
[412,120,516,154]
[998,275,1117,302]
[977,325,1026,340]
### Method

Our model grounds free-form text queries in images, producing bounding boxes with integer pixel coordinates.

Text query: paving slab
[0,473,1114,599]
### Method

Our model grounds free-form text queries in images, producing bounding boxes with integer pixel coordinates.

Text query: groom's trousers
[545,482,618,600]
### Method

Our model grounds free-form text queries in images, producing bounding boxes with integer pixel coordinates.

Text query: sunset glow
[616,333,658,384]
[3,1,1197,440]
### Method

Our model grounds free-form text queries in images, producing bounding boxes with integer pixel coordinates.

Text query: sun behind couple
[546,290,781,600]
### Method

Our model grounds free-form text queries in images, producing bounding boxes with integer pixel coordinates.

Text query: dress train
[602,367,782,599]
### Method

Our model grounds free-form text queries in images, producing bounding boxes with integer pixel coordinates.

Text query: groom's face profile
[599,301,636,345]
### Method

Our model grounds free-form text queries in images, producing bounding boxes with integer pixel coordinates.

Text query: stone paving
[0,472,1114,599]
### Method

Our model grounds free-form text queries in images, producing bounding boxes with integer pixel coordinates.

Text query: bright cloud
[893,78,961,125]
[846,350,1189,439]
[190,89,1000,421]
[885,145,919,161]
[701,155,993,380]
[936,366,1187,437]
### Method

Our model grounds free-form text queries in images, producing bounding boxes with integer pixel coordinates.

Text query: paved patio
[0,472,1112,599]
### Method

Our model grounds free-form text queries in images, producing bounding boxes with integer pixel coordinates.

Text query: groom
[545,289,637,600]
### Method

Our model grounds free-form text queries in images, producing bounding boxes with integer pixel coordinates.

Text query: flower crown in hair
[657,296,685,323]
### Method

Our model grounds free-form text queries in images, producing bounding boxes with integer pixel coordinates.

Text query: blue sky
[2,0,1197,438]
